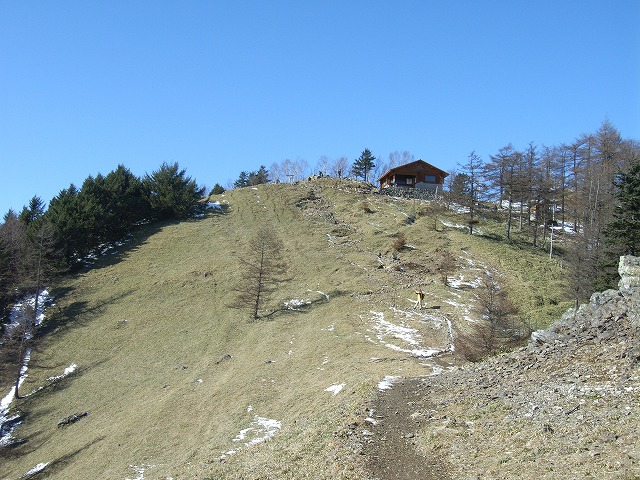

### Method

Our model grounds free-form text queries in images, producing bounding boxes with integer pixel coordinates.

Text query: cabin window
[425,175,436,183]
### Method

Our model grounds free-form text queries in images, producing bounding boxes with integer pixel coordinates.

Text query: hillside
[2,179,571,479]
[361,256,640,479]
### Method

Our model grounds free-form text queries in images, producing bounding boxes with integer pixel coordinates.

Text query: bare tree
[316,156,330,176]
[232,226,288,321]
[330,156,349,178]
[269,162,282,183]
[458,151,485,235]
[455,271,527,361]
[434,250,457,286]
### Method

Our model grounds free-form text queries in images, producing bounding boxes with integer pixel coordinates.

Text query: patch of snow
[368,311,440,357]
[47,363,77,382]
[325,383,345,396]
[284,298,311,310]
[1,348,31,424]
[439,220,469,231]
[22,462,50,478]
[207,201,223,210]
[7,289,54,332]
[231,415,282,447]
[378,375,400,391]
[448,203,470,214]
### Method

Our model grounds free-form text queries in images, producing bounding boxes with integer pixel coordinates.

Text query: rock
[619,255,640,291]
[57,411,89,428]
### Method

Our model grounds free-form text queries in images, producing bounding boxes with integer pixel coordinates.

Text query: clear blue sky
[2,1,639,215]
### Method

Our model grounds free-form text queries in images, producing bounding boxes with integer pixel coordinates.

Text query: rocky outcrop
[530,255,640,364]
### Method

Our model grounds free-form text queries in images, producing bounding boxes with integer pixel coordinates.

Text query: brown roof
[377,160,449,182]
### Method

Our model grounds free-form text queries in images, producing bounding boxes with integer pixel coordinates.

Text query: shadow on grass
[1,356,110,460]
[37,290,135,338]
[22,356,110,402]
[6,435,107,478]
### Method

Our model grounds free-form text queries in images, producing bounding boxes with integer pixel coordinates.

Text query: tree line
[0,162,206,331]
[449,120,640,302]
[230,148,402,187]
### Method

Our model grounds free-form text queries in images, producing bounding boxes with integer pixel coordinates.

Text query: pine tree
[210,183,226,195]
[606,160,640,255]
[248,165,270,185]
[103,165,148,240]
[144,162,206,221]
[234,171,249,188]
[351,149,376,182]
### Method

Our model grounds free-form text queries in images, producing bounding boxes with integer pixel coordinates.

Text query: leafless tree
[454,271,527,361]
[316,156,330,176]
[231,226,288,321]
[458,151,485,235]
[330,156,349,178]
[435,250,457,286]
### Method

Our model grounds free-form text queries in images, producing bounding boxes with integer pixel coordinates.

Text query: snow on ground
[223,413,282,457]
[378,375,400,391]
[46,363,77,382]
[325,383,345,396]
[7,289,54,332]
[366,310,441,358]
[283,298,311,310]
[1,289,56,446]
[447,202,471,214]
[21,462,50,478]
[439,220,469,232]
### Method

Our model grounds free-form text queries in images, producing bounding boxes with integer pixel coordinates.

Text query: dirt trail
[363,375,451,480]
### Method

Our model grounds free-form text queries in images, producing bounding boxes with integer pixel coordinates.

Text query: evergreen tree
[605,160,640,255]
[103,165,148,240]
[144,162,206,221]
[351,148,376,182]
[248,165,270,185]
[46,184,93,265]
[234,171,249,188]
[210,183,226,195]
[19,196,46,227]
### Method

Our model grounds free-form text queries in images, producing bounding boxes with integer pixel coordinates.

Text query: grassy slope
[1,179,569,479]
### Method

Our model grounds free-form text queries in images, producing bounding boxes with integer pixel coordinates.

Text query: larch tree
[232,226,289,321]
[458,151,485,235]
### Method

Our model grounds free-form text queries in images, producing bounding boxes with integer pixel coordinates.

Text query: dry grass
[1,179,571,479]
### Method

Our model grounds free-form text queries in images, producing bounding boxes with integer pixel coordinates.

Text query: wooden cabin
[378,160,448,191]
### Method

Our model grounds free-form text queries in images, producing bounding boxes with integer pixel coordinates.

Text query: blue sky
[2,1,639,215]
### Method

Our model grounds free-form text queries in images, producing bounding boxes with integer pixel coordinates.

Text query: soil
[363,376,452,480]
